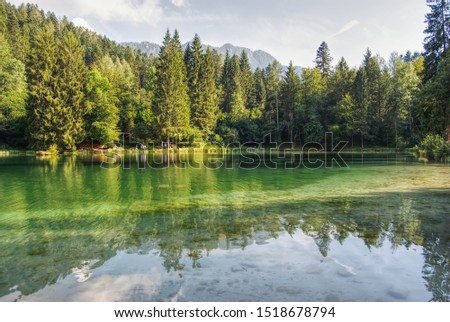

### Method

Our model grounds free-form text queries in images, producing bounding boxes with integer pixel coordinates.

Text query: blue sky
[8,0,429,67]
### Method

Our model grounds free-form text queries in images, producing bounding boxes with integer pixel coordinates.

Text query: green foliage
[417,134,450,162]
[419,52,450,139]
[0,0,448,150]
[27,27,87,151]
[27,23,59,150]
[263,61,282,130]
[423,0,450,81]
[315,41,333,77]
[57,31,88,151]
[239,51,254,109]
[153,30,191,142]
[280,62,301,141]
[185,36,219,139]
[85,68,120,145]
[0,33,27,146]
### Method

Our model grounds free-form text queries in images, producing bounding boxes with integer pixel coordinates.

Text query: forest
[0,0,449,153]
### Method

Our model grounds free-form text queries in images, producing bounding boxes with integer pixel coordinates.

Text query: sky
[8,0,429,67]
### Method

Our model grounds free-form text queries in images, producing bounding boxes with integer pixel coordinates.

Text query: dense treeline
[0,0,449,151]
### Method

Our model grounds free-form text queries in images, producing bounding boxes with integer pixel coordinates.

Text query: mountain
[121,41,300,73]
[122,41,161,57]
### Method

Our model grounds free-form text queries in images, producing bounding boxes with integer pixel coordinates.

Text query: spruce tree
[56,31,88,150]
[251,68,266,118]
[197,48,219,137]
[5,8,22,60]
[153,30,190,143]
[0,0,7,34]
[185,34,203,132]
[424,0,450,81]
[315,41,333,77]
[220,51,233,113]
[0,33,27,145]
[27,24,59,150]
[239,51,254,109]
[280,62,301,142]
[229,54,247,120]
[299,66,325,142]
[263,61,282,130]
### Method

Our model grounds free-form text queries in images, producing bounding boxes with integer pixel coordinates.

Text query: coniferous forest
[0,0,449,153]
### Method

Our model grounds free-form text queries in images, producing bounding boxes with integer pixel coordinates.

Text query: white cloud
[71,17,94,31]
[8,0,164,25]
[75,0,164,24]
[330,20,360,38]
[170,0,189,8]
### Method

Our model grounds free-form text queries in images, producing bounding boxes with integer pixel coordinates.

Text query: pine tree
[115,58,138,134]
[220,51,233,113]
[197,48,219,136]
[0,0,7,34]
[239,51,254,108]
[299,67,325,142]
[56,30,88,150]
[228,54,247,120]
[263,61,282,130]
[419,52,450,139]
[185,34,203,131]
[328,57,356,137]
[280,62,301,142]
[5,7,22,60]
[315,41,333,77]
[153,30,190,143]
[220,53,247,120]
[27,24,59,150]
[251,68,266,118]
[0,33,27,145]
[424,0,450,81]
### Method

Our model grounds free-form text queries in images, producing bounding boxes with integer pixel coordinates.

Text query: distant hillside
[121,41,301,73]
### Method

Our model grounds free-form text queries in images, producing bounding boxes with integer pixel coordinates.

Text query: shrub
[417,134,450,162]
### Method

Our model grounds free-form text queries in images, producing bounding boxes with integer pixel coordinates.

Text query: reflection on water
[0,154,449,301]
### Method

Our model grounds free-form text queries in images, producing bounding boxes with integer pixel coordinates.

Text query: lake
[0,152,449,302]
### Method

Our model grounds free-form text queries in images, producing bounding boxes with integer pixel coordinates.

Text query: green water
[0,153,449,301]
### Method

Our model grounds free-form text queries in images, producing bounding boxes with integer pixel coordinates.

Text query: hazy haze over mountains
[121,41,301,72]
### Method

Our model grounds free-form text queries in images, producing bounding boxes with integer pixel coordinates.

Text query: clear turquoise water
[0,153,449,301]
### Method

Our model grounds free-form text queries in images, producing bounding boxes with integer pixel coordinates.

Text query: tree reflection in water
[0,155,448,301]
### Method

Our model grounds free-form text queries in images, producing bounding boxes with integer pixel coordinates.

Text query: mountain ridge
[121,41,301,73]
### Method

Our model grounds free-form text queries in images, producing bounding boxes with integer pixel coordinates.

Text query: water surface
[0,153,449,301]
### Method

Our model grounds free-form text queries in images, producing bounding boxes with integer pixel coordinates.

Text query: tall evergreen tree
[315,41,333,77]
[299,67,325,142]
[197,48,219,137]
[419,52,450,140]
[228,54,247,120]
[0,0,7,34]
[251,68,266,118]
[220,51,233,113]
[263,60,282,130]
[239,51,254,109]
[328,57,356,138]
[0,33,27,145]
[280,62,301,142]
[56,31,88,150]
[185,34,203,131]
[153,30,190,143]
[424,0,450,81]
[27,24,59,150]
[220,53,247,120]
